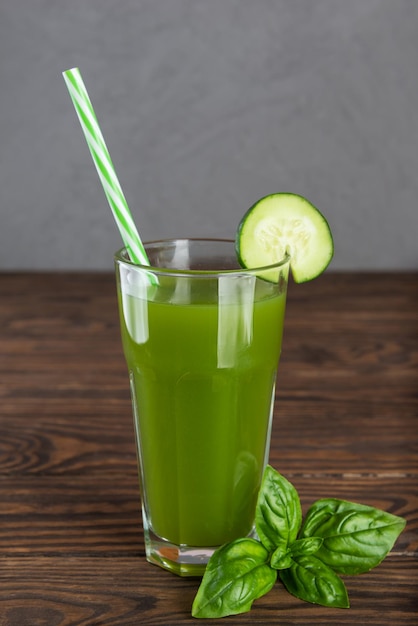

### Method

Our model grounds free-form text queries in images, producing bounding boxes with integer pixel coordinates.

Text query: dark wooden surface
[0,272,417,625]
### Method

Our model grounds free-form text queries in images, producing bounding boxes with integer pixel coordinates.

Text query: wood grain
[0,271,417,624]
[0,557,415,626]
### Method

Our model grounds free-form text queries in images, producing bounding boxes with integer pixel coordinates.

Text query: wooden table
[0,272,416,625]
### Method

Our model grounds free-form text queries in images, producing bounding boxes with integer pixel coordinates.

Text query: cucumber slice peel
[236,193,334,283]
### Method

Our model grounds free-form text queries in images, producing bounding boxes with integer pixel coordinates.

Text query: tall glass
[115,239,290,576]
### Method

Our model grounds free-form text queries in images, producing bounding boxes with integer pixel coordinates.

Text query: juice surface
[119,283,286,547]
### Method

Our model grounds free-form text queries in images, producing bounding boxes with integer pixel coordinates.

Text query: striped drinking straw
[62,67,151,269]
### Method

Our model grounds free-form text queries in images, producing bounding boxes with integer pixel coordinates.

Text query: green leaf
[270,543,293,570]
[192,538,277,618]
[190,469,408,618]
[255,465,302,552]
[280,555,350,608]
[290,537,323,558]
[300,498,407,575]
[270,537,323,570]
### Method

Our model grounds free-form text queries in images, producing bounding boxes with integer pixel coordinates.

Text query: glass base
[142,513,257,577]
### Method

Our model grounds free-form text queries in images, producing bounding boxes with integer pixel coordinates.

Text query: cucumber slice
[236,193,334,283]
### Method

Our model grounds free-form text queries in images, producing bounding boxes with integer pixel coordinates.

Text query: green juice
[119,279,286,548]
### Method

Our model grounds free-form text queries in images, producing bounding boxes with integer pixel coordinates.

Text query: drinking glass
[115,239,289,576]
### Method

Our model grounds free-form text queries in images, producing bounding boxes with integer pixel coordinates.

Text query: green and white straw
[62,67,150,267]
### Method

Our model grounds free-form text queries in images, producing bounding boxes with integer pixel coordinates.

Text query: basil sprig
[192,465,406,619]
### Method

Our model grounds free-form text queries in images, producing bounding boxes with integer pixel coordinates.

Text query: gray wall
[1,0,417,270]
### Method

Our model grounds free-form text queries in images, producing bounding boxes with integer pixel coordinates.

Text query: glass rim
[114,238,290,278]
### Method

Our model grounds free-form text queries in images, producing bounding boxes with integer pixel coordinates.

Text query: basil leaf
[192,538,277,618]
[270,543,293,570]
[300,498,406,575]
[290,536,323,558]
[271,537,323,570]
[280,555,350,608]
[256,465,302,552]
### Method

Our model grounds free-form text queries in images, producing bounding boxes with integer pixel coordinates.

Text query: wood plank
[0,400,416,475]
[0,556,416,625]
[0,475,415,555]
